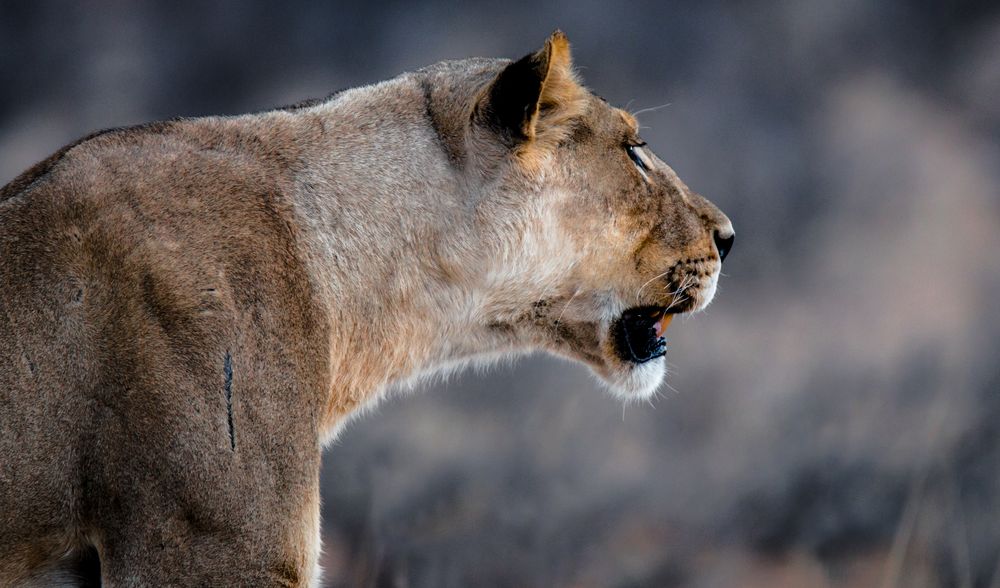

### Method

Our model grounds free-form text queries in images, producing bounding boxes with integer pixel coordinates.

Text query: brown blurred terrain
[2,1,999,586]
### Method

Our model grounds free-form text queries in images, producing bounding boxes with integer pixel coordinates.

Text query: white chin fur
[599,356,667,401]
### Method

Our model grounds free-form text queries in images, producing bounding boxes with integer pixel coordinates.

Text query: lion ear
[476,31,585,147]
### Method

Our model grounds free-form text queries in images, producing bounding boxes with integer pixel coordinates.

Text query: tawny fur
[0,33,732,586]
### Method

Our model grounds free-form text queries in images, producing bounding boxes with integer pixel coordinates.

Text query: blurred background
[3,1,999,586]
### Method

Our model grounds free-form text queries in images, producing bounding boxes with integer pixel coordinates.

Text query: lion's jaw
[500,268,723,402]
[461,193,726,402]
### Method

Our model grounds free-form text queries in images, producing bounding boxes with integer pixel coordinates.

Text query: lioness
[0,32,733,586]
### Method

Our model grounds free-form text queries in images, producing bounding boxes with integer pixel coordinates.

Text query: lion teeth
[654,314,673,338]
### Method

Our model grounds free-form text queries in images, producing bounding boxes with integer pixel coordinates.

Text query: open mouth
[612,306,675,364]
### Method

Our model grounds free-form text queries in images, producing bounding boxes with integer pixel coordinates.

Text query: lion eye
[626,143,649,172]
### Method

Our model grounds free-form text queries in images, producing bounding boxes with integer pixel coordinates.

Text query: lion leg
[94,485,322,587]
[86,369,325,587]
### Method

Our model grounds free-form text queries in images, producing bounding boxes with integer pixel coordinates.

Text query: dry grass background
[2,1,998,586]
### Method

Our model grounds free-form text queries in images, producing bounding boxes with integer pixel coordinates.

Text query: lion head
[408,32,734,400]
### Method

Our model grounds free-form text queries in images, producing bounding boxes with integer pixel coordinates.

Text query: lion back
[0,122,331,556]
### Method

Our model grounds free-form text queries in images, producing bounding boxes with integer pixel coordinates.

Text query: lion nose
[713,230,734,262]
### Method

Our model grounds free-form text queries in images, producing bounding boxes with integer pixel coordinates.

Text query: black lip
[613,306,667,364]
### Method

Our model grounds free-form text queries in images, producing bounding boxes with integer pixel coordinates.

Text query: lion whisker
[666,274,695,309]
[635,268,673,301]
[630,102,672,118]
[667,276,695,310]
[555,287,582,325]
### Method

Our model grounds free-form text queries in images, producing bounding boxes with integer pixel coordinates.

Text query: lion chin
[572,298,701,400]
[549,312,672,401]
[595,355,667,401]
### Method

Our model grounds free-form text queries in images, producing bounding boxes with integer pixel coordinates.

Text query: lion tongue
[654,314,674,338]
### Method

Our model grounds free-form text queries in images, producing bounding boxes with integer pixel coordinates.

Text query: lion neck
[279,77,544,437]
